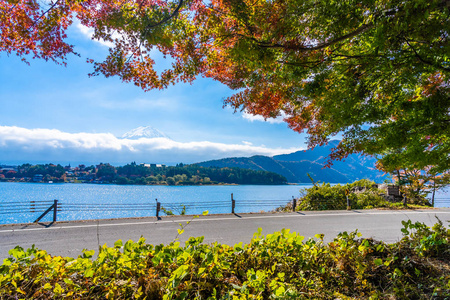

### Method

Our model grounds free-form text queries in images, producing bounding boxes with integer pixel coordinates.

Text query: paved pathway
[1,209,449,260]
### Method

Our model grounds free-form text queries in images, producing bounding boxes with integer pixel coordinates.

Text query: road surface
[1,209,449,260]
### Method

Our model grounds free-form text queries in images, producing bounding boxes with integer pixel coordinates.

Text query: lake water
[1,182,448,225]
[0,183,308,224]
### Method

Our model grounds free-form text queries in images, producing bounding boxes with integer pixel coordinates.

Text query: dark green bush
[1,221,449,299]
[297,179,389,210]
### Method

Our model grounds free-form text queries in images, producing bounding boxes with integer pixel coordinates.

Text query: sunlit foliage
[1,220,449,299]
[1,0,449,171]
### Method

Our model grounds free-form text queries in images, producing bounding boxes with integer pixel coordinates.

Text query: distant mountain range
[195,140,386,183]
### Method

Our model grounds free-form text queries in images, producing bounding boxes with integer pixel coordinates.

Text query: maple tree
[0,0,77,64]
[382,166,450,205]
[377,147,450,204]
[1,0,449,173]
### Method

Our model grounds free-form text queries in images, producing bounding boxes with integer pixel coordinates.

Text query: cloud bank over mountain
[0,126,300,165]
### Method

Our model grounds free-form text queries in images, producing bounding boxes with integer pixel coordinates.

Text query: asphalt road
[1,209,449,260]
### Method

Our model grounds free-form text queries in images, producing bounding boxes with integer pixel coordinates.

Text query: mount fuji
[121,126,171,140]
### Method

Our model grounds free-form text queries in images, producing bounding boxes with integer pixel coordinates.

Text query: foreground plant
[0,220,448,299]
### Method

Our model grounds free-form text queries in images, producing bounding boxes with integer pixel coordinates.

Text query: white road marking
[0,210,448,233]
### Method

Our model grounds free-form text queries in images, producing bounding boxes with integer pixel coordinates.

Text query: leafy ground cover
[0,219,449,299]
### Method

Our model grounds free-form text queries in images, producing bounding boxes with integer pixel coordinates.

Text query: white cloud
[242,111,286,124]
[0,126,300,165]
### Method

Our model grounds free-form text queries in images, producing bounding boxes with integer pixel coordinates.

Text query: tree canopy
[1,0,449,172]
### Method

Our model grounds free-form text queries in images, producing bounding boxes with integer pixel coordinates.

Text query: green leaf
[114,240,123,248]
[296,236,305,243]
[43,283,52,290]
[2,258,12,266]
[53,282,64,295]
[314,233,324,240]
[85,268,94,278]
[82,249,95,258]
[124,240,134,252]
[8,247,24,259]
[275,286,286,296]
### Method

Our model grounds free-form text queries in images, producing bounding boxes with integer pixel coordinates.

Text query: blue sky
[0,22,309,166]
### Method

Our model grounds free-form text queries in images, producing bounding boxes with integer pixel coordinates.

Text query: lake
[1,182,448,225]
[0,183,308,224]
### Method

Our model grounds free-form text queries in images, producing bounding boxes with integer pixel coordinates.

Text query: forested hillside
[196,141,385,183]
[0,163,287,185]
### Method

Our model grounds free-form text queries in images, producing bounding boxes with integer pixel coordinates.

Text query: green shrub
[297,179,390,211]
[354,191,386,209]
[297,183,348,210]
[1,221,449,299]
[400,218,450,257]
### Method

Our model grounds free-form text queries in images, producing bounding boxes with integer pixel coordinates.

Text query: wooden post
[231,193,235,214]
[292,197,297,212]
[34,200,58,223]
[345,189,350,210]
[156,199,161,218]
[53,200,58,222]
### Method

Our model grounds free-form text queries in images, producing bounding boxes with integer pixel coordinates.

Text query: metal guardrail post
[156,199,161,218]
[53,200,58,222]
[345,189,351,210]
[231,193,235,214]
[34,200,58,223]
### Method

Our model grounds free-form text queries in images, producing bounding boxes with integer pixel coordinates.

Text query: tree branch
[405,39,450,72]
[32,0,62,27]
[145,0,184,30]
[253,23,374,52]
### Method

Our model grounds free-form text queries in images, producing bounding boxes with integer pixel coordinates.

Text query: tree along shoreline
[0,162,288,186]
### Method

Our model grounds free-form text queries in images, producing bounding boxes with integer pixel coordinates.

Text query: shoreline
[0,180,298,186]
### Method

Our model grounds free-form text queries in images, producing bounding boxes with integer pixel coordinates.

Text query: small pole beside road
[156,199,161,219]
[345,189,350,210]
[231,193,235,214]
[53,200,58,222]
[292,196,297,212]
[34,200,58,223]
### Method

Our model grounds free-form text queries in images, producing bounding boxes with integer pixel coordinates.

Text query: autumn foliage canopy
[1,0,449,173]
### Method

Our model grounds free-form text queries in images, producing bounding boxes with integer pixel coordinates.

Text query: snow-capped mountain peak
[121,126,170,140]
